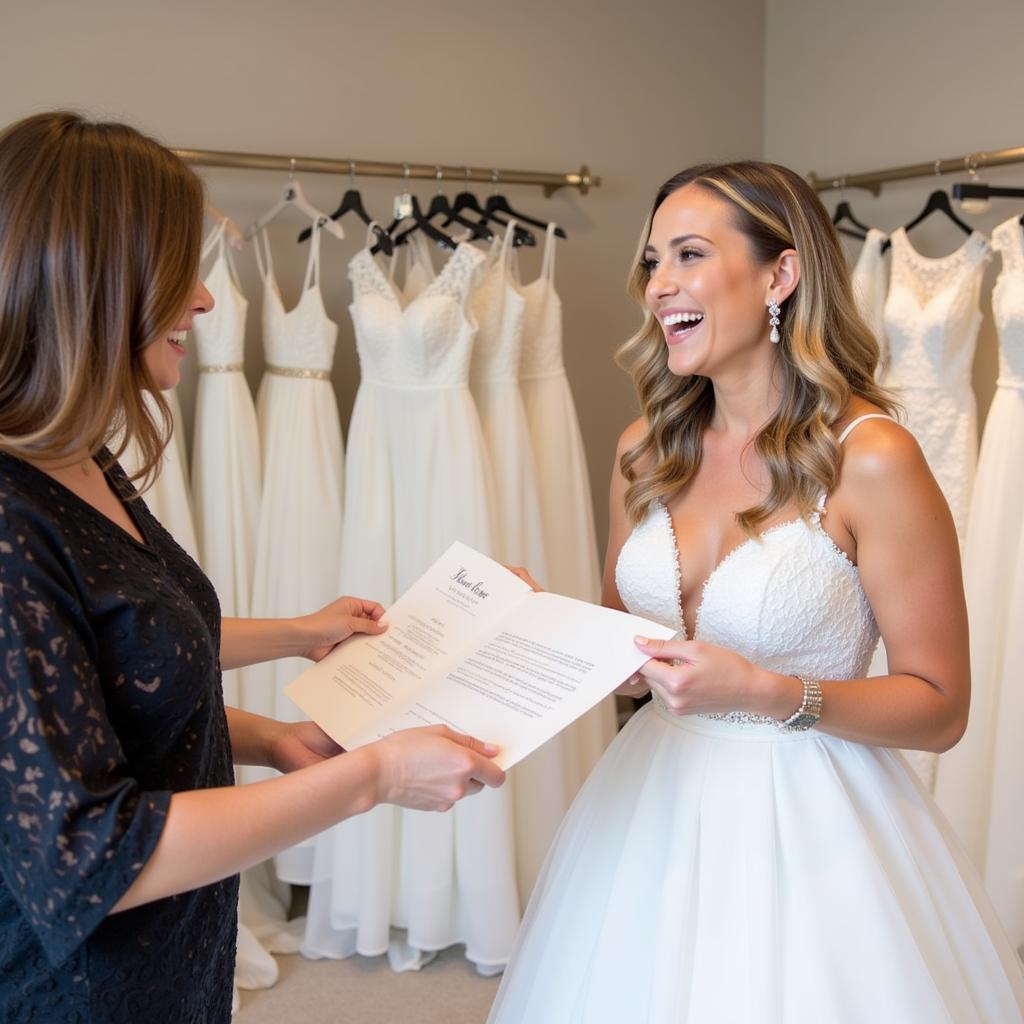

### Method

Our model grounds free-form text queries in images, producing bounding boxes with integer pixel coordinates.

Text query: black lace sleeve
[0,507,171,968]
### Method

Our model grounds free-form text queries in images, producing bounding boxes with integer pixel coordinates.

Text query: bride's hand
[298,596,388,662]
[268,720,344,772]
[632,636,794,718]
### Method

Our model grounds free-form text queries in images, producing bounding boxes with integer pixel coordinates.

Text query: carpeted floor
[235,948,501,1024]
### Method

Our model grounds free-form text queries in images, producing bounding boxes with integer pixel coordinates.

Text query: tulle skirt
[488,702,1024,1023]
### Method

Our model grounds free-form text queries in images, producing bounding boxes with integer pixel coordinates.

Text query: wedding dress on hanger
[934,215,1024,952]
[248,220,345,885]
[881,226,991,790]
[304,231,521,974]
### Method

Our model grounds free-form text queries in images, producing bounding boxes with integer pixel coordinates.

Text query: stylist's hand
[298,595,388,662]
[368,725,506,812]
[632,636,778,717]
[269,720,344,773]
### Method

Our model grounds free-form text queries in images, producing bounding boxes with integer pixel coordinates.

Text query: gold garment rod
[172,147,599,197]
[808,145,1024,196]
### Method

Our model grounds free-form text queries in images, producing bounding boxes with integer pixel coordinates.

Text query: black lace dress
[0,453,237,1023]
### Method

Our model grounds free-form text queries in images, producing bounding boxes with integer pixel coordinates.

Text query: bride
[487,161,1024,1022]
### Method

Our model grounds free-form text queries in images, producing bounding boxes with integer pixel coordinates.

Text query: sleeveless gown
[467,223,612,900]
[935,215,1024,952]
[515,223,616,787]
[881,227,991,790]
[487,416,1024,1023]
[248,221,345,884]
[303,236,522,974]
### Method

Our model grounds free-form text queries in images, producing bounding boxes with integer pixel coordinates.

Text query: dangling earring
[768,297,781,343]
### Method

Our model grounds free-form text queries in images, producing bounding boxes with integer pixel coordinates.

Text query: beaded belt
[266,363,331,381]
[198,362,244,374]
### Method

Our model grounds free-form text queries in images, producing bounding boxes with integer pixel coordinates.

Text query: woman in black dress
[0,111,505,1023]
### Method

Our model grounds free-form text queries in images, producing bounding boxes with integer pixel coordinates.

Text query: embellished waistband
[650,697,819,742]
[266,363,332,380]
[199,362,244,374]
[361,377,469,392]
[519,367,566,382]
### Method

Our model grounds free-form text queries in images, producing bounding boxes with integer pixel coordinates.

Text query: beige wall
[764,0,1024,419]
[0,0,765,557]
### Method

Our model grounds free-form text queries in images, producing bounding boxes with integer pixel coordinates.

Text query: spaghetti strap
[837,413,894,445]
[540,222,558,281]
[301,219,322,291]
[253,228,274,283]
[500,218,518,268]
[201,220,223,263]
[817,414,897,515]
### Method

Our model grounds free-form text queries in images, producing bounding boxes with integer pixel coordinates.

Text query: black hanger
[482,191,563,241]
[393,179,493,247]
[832,200,870,241]
[439,188,535,248]
[882,189,972,252]
[297,179,393,255]
[371,195,458,256]
[951,181,1024,225]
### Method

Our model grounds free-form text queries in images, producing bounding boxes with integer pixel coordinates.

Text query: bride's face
[643,184,777,379]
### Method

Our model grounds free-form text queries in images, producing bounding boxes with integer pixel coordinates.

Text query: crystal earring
[768,297,781,343]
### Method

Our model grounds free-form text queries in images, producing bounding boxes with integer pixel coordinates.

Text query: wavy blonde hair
[0,111,204,488]
[617,161,897,531]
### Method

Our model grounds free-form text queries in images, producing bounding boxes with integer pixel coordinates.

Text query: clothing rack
[172,147,600,197]
[808,145,1024,196]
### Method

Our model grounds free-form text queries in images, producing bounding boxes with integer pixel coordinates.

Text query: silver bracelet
[779,676,822,731]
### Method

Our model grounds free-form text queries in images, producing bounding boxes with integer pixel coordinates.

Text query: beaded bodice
[883,228,991,392]
[992,217,1024,388]
[348,242,484,389]
[615,503,878,691]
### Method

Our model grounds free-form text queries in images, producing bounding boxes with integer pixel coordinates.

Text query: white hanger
[204,200,245,251]
[244,159,345,241]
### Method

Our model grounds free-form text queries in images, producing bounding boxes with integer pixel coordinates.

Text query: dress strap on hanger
[302,218,323,291]
[201,219,224,263]
[540,222,558,281]
[253,227,274,283]
[499,218,519,268]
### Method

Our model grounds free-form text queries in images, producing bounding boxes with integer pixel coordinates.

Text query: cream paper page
[285,542,673,768]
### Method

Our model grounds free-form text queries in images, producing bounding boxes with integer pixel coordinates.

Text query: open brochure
[285,542,675,769]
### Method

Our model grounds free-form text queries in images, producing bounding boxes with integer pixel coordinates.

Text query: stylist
[0,111,504,1023]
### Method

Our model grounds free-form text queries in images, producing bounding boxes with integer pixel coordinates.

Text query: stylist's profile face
[141,278,214,390]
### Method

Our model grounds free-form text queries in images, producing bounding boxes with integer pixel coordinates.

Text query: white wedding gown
[488,416,1024,1023]
[468,223,605,898]
[248,221,345,884]
[881,227,991,790]
[303,235,522,974]
[514,224,616,789]
[850,227,890,377]
[935,215,1024,951]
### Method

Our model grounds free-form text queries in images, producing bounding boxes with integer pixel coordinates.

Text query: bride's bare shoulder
[613,418,652,479]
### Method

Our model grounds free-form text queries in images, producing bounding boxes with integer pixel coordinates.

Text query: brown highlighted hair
[0,111,204,485]
[617,161,898,531]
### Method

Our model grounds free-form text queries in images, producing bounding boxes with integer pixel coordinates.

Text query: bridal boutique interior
[2,0,1023,1020]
